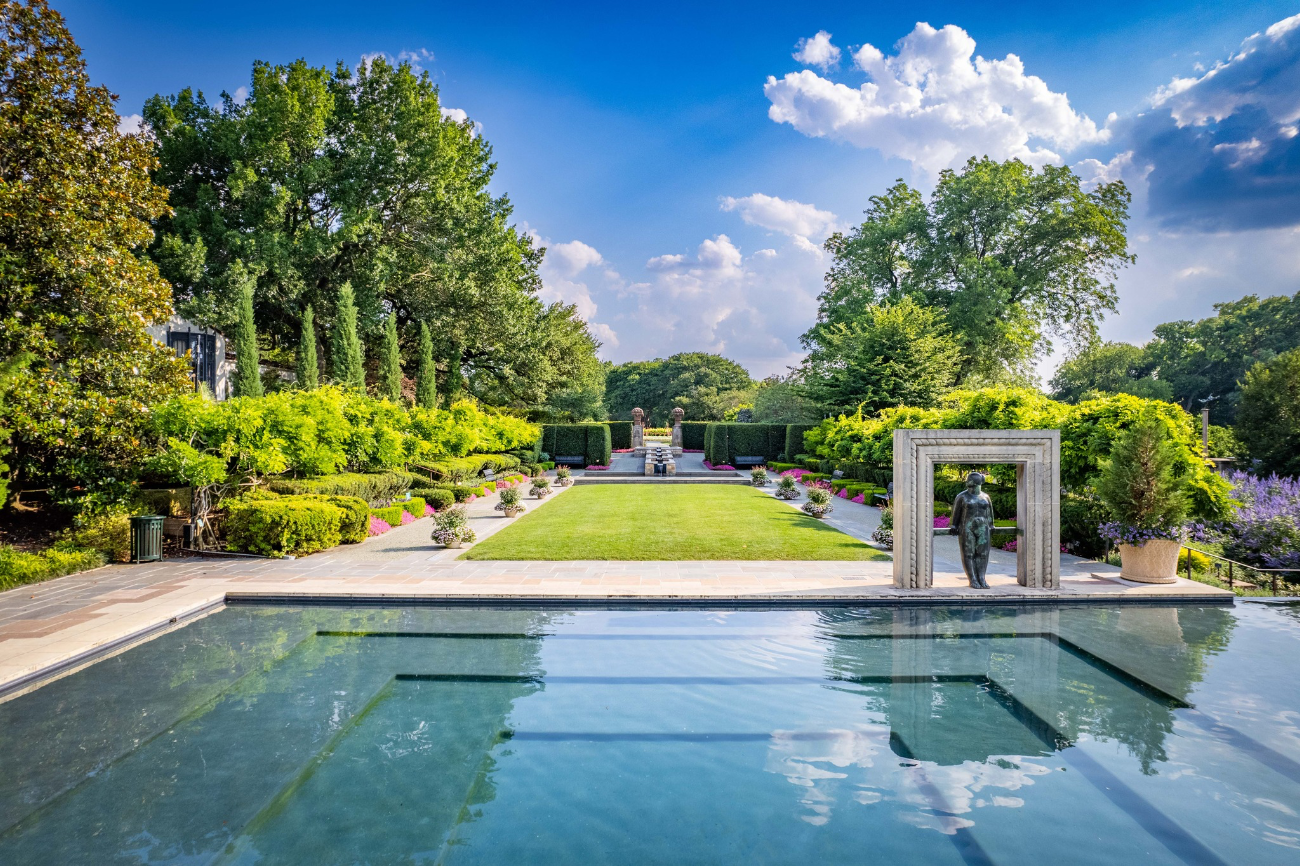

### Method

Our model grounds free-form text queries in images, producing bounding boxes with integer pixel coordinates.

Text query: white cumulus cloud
[719,193,840,250]
[116,114,142,134]
[793,31,841,70]
[533,232,620,350]
[765,22,1109,174]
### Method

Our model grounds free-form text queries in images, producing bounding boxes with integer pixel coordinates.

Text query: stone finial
[671,407,684,425]
[632,407,644,424]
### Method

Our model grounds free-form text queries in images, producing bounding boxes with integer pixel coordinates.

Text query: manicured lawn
[460,484,891,561]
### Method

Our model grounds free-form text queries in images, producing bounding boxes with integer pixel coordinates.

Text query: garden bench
[874,482,894,504]
[554,455,586,466]
[734,455,766,466]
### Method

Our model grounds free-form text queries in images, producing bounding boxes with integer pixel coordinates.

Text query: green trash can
[129,515,165,563]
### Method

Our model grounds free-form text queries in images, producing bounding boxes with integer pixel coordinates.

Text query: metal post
[1187,548,1193,581]
[1273,574,1280,596]
[1202,406,1210,454]
[1227,561,1233,588]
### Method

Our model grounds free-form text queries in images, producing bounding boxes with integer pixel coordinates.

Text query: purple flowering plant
[1214,471,1300,570]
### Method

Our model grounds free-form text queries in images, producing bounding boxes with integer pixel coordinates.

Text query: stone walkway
[0,476,1232,697]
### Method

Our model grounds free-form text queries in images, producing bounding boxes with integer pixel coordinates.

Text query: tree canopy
[809,157,1133,385]
[0,0,190,495]
[1049,341,1173,404]
[1236,347,1300,477]
[799,296,961,416]
[604,353,753,425]
[143,54,599,410]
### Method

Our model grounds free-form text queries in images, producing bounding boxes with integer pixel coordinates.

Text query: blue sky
[66,1,1300,378]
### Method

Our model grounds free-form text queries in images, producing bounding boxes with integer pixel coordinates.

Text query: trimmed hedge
[268,471,416,506]
[607,421,633,450]
[703,423,785,466]
[0,545,106,591]
[297,494,369,543]
[540,423,611,466]
[371,505,405,527]
[784,424,818,462]
[418,454,521,482]
[401,497,427,518]
[934,478,1016,515]
[679,421,708,450]
[411,487,455,511]
[226,498,344,557]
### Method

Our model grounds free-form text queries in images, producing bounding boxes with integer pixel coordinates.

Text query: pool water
[2,602,1299,865]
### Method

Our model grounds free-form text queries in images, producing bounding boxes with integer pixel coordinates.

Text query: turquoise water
[2,602,1299,864]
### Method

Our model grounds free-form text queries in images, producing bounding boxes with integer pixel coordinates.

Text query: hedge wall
[703,423,785,465]
[607,421,633,450]
[541,423,611,466]
[680,421,708,450]
[784,424,818,460]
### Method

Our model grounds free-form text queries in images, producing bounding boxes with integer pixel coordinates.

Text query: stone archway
[892,429,1061,590]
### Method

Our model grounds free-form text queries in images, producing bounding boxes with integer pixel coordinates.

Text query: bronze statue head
[965,471,986,490]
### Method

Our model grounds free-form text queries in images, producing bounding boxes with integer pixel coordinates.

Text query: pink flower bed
[683,449,703,453]
[400,510,416,525]
[837,488,849,499]
[586,465,610,470]
[806,479,832,492]
[933,516,951,529]
[851,492,866,504]
[702,460,736,470]
[780,468,809,480]
[424,504,435,517]
[368,515,392,537]
[613,448,634,453]
[467,494,477,503]
[1002,538,1018,552]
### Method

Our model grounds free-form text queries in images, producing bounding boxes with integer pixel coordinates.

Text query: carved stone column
[670,407,684,448]
[631,407,645,448]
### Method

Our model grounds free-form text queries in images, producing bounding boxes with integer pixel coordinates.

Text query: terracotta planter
[533,491,550,499]
[503,507,521,518]
[444,540,465,549]
[1118,539,1181,584]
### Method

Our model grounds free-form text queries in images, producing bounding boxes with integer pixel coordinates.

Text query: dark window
[167,331,219,395]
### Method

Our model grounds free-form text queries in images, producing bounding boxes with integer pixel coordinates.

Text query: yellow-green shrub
[225,498,343,557]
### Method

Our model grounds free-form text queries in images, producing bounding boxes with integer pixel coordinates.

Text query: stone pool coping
[0,477,1233,699]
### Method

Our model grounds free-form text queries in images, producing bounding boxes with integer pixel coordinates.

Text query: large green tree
[605,353,753,425]
[1049,341,1172,403]
[810,157,1133,385]
[0,0,190,495]
[799,296,961,415]
[143,54,597,410]
[1236,347,1300,477]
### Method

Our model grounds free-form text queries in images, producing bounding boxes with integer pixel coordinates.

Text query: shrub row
[267,471,419,506]
[0,545,106,591]
[416,453,521,481]
[784,424,818,462]
[703,423,786,466]
[679,421,708,450]
[225,492,371,556]
[540,424,612,466]
[607,421,633,450]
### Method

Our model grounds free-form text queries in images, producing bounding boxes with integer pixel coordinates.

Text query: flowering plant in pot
[750,467,768,486]
[775,474,800,500]
[555,466,573,487]
[871,505,894,549]
[531,477,552,499]
[431,506,476,548]
[1096,407,1193,583]
[495,487,526,518]
[802,485,834,518]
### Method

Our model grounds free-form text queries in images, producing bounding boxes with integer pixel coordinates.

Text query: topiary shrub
[294,494,369,543]
[411,487,454,511]
[400,497,427,518]
[679,421,708,450]
[226,498,344,556]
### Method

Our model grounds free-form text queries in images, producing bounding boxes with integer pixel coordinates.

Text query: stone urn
[533,490,550,500]
[557,477,572,487]
[1118,539,1181,584]
[503,506,521,518]
[445,540,464,549]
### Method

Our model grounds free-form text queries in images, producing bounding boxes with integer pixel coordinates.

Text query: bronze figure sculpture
[948,471,994,588]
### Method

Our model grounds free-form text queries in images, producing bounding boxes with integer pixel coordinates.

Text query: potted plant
[531,476,552,499]
[872,505,894,549]
[775,475,800,500]
[495,487,526,518]
[556,466,573,487]
[802,486,834,518]
[1096,407,1192,584]
[431,506,476,549]
[750,466,768,486]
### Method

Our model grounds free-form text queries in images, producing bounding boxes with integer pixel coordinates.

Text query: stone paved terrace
[0,474,1231,697]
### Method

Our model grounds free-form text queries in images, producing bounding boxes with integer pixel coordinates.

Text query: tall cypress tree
[415,321,437,409]
[231,265,262,397]
[296,304,319,390]
[331,281,365,390]
[378,312,401,400]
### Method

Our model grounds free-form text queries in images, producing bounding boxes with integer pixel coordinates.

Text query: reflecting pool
[2,602,1299,865]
